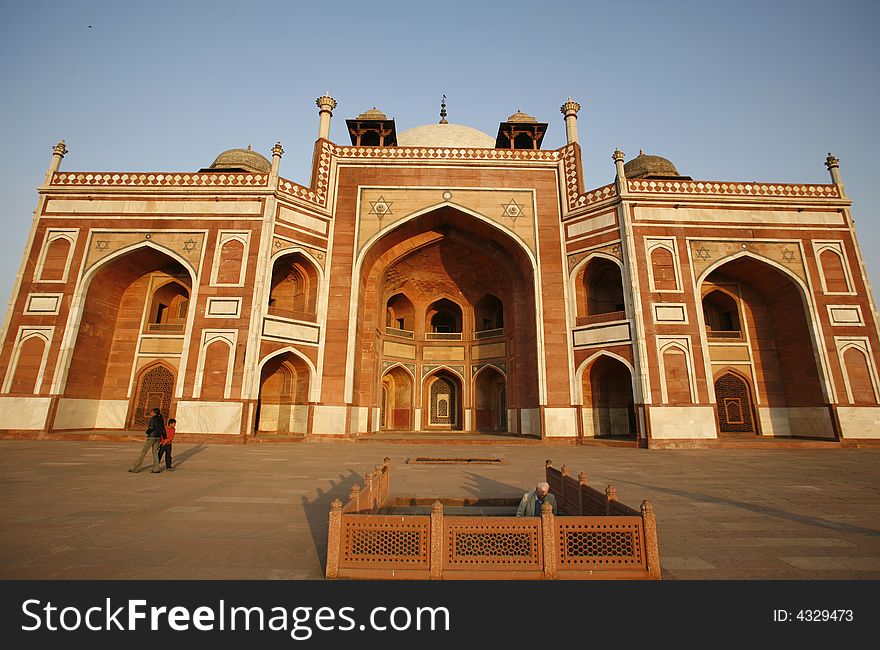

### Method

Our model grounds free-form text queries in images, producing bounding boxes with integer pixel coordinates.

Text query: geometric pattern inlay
[557,522,644,566]
[715,372,756,434]
[131,365,175,429]
[343,521,428,565]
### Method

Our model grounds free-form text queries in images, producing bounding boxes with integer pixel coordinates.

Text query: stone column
[43,140,68,184]
[560,98,581,145]
[316,93,337,141]
[326,499,342,579]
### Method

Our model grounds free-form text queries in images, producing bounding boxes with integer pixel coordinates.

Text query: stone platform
[1,439,879,580]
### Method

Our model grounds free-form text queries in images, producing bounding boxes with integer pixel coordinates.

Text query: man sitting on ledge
[516,481,558,516]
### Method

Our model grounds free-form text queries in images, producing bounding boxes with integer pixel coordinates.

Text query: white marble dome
[396,123,495,148]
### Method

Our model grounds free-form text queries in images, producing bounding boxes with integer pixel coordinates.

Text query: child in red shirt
[158,418,176,471]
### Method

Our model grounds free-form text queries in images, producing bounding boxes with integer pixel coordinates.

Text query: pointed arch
[713,367,758,434]
[697,250,833,406]
[53,242,198,401]
[346,203,544,407]
[578,351,636,437]
[257,346,319,403]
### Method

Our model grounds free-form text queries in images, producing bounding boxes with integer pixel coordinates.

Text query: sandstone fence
[326,458,660,580]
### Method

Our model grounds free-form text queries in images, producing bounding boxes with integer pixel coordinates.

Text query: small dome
[356,107,388,120]
[623,151,680,179]
[397,123,495,148]
[507,110,536,123]
[209,147,271,174]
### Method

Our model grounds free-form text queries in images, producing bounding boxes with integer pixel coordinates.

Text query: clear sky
[1,0,878,306]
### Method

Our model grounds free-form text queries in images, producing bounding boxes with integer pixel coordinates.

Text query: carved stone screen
[714,372,755,433]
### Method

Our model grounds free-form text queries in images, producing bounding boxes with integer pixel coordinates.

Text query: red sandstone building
[1,95,878,445]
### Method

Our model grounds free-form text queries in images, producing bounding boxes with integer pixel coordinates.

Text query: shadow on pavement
[301,468,365,575]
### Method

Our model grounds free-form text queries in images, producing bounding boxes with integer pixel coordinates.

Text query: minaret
[613,148,627,194]
[560,98,581,145]
[825,152,845,196]
[44,140,68,184]
[316,93,337,141]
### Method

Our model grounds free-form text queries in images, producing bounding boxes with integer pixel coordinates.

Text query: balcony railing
[707,329,743,340]
[475,328,504,340]
[425,332,462,341]
[576,310,626,327]
[266,306,317,323]
[145,322,185,334]
[385,326,414,339]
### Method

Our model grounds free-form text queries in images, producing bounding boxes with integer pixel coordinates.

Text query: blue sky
[1,0,878,304]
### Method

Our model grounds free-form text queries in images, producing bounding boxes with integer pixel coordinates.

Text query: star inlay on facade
[695,246,711,261]
[182,239,198,253]
[503,199,524,220]
[611,244,621,256]
[94,240,109,251]
[369,196,393,218]
[781,248,796,263]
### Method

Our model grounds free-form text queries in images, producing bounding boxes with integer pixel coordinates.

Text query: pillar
[560,98,581,145]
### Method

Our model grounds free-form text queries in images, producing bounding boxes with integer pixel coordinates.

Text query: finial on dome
[439,94,448,124]
[639,149,644,156]
[612,149,625,163]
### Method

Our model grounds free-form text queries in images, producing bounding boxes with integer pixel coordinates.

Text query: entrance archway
[582,355,636,437]
[353,206,538,436]
[256,352,311,434]
[424,370,462,430]
[474,366,507,431]
[63,245,193,429]
[381,366,414,430]
[701,254,829,436]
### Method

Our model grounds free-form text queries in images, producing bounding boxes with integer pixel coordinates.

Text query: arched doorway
[474,366,507,431]
[701,255,830,437]
[582,355,636,438]
[381,366,414,430]
[714,371,757,435]
[256,352,311,434]
[424,370,462,430]
[353,206,538,436]
[130,363,175,429]
[62,245,193,430]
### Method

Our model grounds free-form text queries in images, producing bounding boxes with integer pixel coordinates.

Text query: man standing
[515,481,558,516]
[128,408,165,473]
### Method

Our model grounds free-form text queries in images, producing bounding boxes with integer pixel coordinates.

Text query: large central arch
[351,206,539,434]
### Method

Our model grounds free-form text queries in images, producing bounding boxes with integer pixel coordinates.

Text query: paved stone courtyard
[1,439,879,580]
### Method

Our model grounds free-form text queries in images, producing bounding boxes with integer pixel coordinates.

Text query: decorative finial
[560,98,581,116]
[639,149,644,156]
[247,144,252,151]
[272,142,284,157]
[612,149,625,163]
[825,152,839,170]
[439,94,448,124]
[315,93,337,111]
[53,140,68,157]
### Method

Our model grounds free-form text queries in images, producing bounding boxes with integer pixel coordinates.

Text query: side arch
[257,346,319,403]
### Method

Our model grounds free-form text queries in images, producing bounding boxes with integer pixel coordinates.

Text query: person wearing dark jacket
[128,408,166,473]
